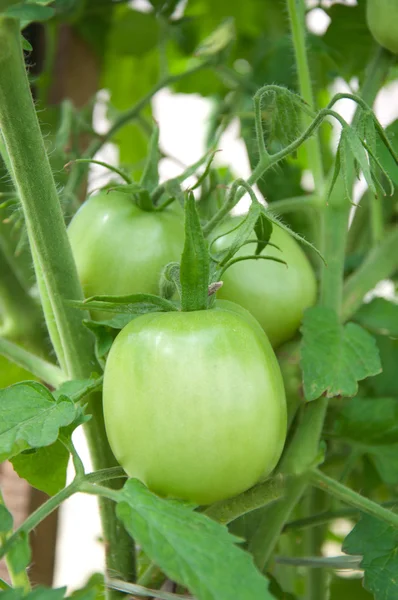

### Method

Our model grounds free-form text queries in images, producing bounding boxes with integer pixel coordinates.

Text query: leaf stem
[310,469,398,529]
[0,336,66,387]
[286,0,324,194]
[65,159,133,185]
[0,468,125,563]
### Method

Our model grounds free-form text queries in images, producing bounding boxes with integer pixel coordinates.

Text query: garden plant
[1,0,398,599]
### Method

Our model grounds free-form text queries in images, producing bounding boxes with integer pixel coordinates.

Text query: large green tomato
[367,0,398,54]
[68,192,185,318]
[103,302,287,504]
[213,220,317,347]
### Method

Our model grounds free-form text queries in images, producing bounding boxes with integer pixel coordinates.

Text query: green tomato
[68,191,185,319]
[103,303,287,504]
[213,220,317,347]
[367,0,398,54]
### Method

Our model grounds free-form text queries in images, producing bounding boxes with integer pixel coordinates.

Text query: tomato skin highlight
[367,0,398,54]
[213,221,317,348]
[68,191,185,318]
[103,305,287,505]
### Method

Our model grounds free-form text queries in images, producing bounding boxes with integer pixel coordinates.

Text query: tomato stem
[0,17,135,591]
[204,475,285,525]
[286,0,325,195]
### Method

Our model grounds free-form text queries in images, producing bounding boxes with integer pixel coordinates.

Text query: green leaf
[7,531,31,575]
[180,193,210,312]
[140,125,160,193]
[195,17,235,57]
[71,293,178,315]
[11,440,69,496]
[210,201,261,267]
[107,7,159,57]
[254,213,272,256]
[376,119,398,187]
[70,573,105,600]
[301,307,382,402]
[330,576,372,600]
[0,577,12,591]
[343,514,398,600]
[367,335,398,397]
[53,377,103,403]
[354,298,398,337]
[21,35,32,51]
[83,319,126,364]
[159,262,181,300]
[5,2,54,21]
[334,396,398,446]
[0,504,13,532]
[116,479,274,600]
[0,588,67,600]
[323,2,374,82]
[0,382,79,461]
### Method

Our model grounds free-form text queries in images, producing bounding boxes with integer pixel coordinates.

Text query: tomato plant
[68,191,185,317]
[103,304,287,504]
[213,220,317,347]
[1,2,398,600]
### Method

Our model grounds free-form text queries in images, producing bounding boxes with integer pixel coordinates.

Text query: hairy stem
[310,469,398,529]
[286,0,324,193]
[204,476,285,525]
[0,18,135,590]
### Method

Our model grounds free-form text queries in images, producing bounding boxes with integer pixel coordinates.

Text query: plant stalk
[286,0,324,194]
[0,18,135,590]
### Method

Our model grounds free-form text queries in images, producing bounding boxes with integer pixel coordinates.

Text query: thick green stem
[249,475,309,570]
[342,226,398,321]
[310,469,398,529]
[0,19,134,589]
[0,337,66,386]
[286,0,324,194]
[204,476,285,525]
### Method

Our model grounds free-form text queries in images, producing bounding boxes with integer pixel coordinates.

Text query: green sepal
[69,293,178,314]
[180,193,210,312]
